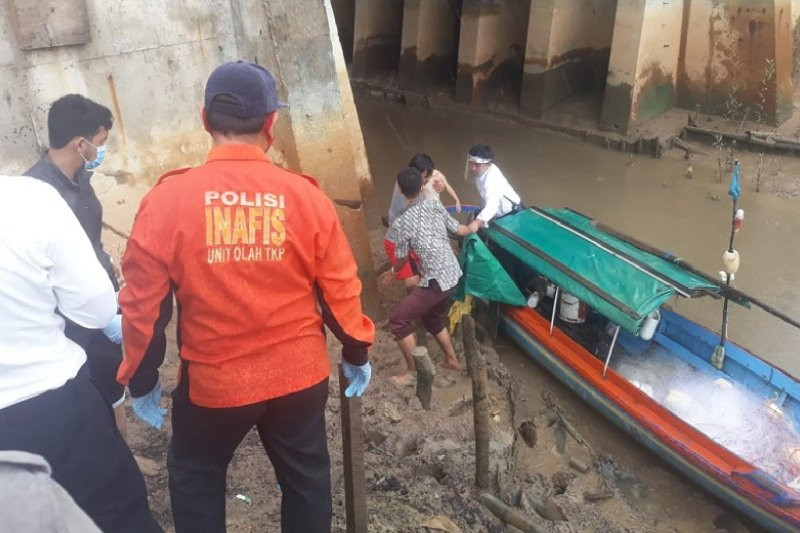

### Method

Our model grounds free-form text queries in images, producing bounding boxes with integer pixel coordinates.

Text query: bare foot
[439,362,461,371]
[390,371,416,387]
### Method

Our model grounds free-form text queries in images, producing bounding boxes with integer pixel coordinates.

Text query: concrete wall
[456,0,530,105]
[792,0,800,30]
[521,0,616,116]
[0,0,380,313]
[331,0,356,62]
[0,0,237,179]
[399,0,460,90]
[678,0,793,125]
[600,0,684,132]
[352,0,404,77]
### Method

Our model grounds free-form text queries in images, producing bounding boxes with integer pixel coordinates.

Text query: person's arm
[467,219,485,233]
[442,205,473,236]
[117,194,173,402]
[437,173,462,212]
[379,254,409,285]
[476,174,501,226]
[46,188,117,330]
[314,199,375,367]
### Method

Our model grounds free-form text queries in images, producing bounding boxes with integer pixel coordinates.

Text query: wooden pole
[462,315,490,489]
[412,346,435,410]
[719,196,738,350]
[338,364,368,533]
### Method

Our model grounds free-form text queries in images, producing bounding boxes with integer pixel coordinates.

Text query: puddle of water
[358,97,800,376]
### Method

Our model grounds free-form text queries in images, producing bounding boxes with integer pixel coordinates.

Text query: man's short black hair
[468,143,494,161]
[396,167,423,198]
[48,95,113,149]
[408,153,434,176]
[205,94,267,135]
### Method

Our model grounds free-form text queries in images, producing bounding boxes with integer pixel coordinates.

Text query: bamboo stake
[478,493,548,533]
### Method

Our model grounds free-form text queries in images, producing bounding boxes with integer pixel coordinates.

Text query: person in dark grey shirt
[25,95,127,426]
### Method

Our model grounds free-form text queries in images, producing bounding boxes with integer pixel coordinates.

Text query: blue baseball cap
[204,61,288,119]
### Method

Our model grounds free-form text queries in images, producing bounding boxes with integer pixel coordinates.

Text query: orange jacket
[117,144,374,408]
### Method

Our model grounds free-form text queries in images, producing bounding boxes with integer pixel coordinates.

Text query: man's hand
[342,361,372,397]
[379,270,395,286]
[131,381,167,429]
[467,220,484,233]
[455,201,462,213]
[101,314,123,344]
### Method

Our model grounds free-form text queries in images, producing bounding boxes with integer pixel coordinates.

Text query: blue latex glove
[342,361,372,398]
[131,381,167,429]
[101,314,122,344]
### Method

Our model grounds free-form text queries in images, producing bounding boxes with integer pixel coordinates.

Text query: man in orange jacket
[118,61,375,533]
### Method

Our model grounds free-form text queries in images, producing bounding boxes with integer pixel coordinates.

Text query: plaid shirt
[387,197,462,291]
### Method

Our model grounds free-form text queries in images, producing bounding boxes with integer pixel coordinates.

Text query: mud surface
[105,225,758,533]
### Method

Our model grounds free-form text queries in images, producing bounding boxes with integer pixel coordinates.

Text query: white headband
[468,155,492,164]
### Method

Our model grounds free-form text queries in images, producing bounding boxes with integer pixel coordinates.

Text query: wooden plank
[11,0,91,50]
[338,364,368,533]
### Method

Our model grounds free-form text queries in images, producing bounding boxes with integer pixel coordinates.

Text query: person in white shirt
[0,176,161,532]
[465,144,521,233]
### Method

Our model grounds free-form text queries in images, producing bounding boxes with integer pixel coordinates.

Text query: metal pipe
[603,325,621,378]
[719,197,738,351]
[550,286,560,335]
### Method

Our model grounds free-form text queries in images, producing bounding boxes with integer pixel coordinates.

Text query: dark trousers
[0,366,161,533]
[65,322,124,407]
[168,376,332,533]
[389,279,453,340]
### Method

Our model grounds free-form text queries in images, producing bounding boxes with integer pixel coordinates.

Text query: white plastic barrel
[639,310,661,341]
[558,292,587,324]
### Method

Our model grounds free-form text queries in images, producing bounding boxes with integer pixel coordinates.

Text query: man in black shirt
[25,95,128,432]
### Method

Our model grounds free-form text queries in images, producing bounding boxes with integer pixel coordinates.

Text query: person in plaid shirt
[381,167,475,385]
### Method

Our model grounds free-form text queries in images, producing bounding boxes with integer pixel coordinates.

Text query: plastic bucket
[558,292,587,324]
[639,310,661,341]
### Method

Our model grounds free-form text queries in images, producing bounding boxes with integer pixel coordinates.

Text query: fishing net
[613,348,800,490]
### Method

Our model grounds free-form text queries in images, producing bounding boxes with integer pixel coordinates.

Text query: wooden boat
[462,205,800,532]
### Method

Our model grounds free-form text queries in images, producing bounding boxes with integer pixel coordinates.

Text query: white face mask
[79,138,107,170]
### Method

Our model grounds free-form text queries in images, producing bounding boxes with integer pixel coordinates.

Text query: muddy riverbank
[106,92,800,531]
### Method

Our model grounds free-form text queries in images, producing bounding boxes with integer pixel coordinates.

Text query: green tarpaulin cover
[472,208,721,334]
[455,233,526,306]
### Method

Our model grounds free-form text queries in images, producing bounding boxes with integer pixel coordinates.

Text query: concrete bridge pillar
[398,0,460,90]
[600,0,684,133]
[521,0,616,117]
[456,0,530,105]
[677,0,793,125]
[233,0,381,316]
[351,0,404,78]
[331,0,356,62]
